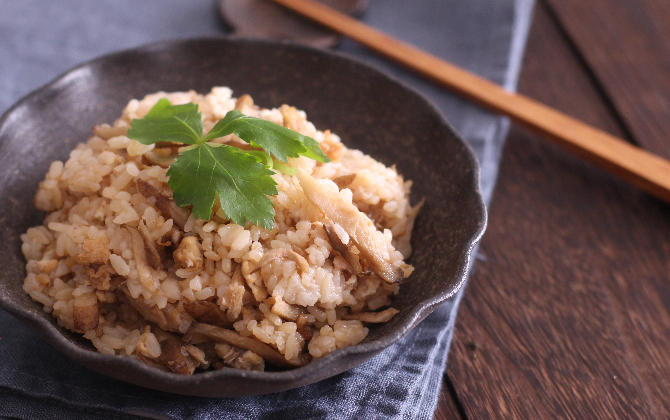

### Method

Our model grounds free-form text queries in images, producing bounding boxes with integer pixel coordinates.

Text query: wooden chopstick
[273,0,670,203]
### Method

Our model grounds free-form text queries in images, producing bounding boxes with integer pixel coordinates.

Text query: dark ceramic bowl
[0,38,486,397]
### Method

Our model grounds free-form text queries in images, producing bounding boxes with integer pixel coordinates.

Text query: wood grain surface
[435,377,466,419]
[545,0,670,159]
[440,2,670,418]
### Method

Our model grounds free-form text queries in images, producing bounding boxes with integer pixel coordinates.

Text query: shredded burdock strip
[343,308,399,323]
[186,323,309,368]
[298,169,403,283]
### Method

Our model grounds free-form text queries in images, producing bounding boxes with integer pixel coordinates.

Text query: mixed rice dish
[21,87,421,373]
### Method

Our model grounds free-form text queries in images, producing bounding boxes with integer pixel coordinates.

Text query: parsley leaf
[128,99,330,228]
[204,110,330,163]
[128,98,203,145]
[167,143,277,229]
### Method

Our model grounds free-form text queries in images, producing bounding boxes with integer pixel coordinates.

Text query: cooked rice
[21,87,420,373]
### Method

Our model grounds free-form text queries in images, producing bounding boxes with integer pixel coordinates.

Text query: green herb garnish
[128,99,329,229]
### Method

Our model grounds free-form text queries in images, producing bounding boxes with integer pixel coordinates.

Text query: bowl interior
[0,38,485,396]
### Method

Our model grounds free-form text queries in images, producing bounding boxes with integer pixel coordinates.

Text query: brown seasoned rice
[20,87,420,373]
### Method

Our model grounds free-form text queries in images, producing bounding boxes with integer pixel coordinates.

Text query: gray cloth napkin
[0,1,533,418]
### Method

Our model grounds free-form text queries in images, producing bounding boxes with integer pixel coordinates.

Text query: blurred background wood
[440,1,670,418]
[219,0,367,48]
[545,0,670,159]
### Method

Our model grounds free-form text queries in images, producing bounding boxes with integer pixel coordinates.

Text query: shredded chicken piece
[73,292,99,332]
[343,307,399,323]
[298,170,403,283]
[187,323,308,368]
[173,236,203,271]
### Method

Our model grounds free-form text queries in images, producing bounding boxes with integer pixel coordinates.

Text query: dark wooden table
[436,1,670,418]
